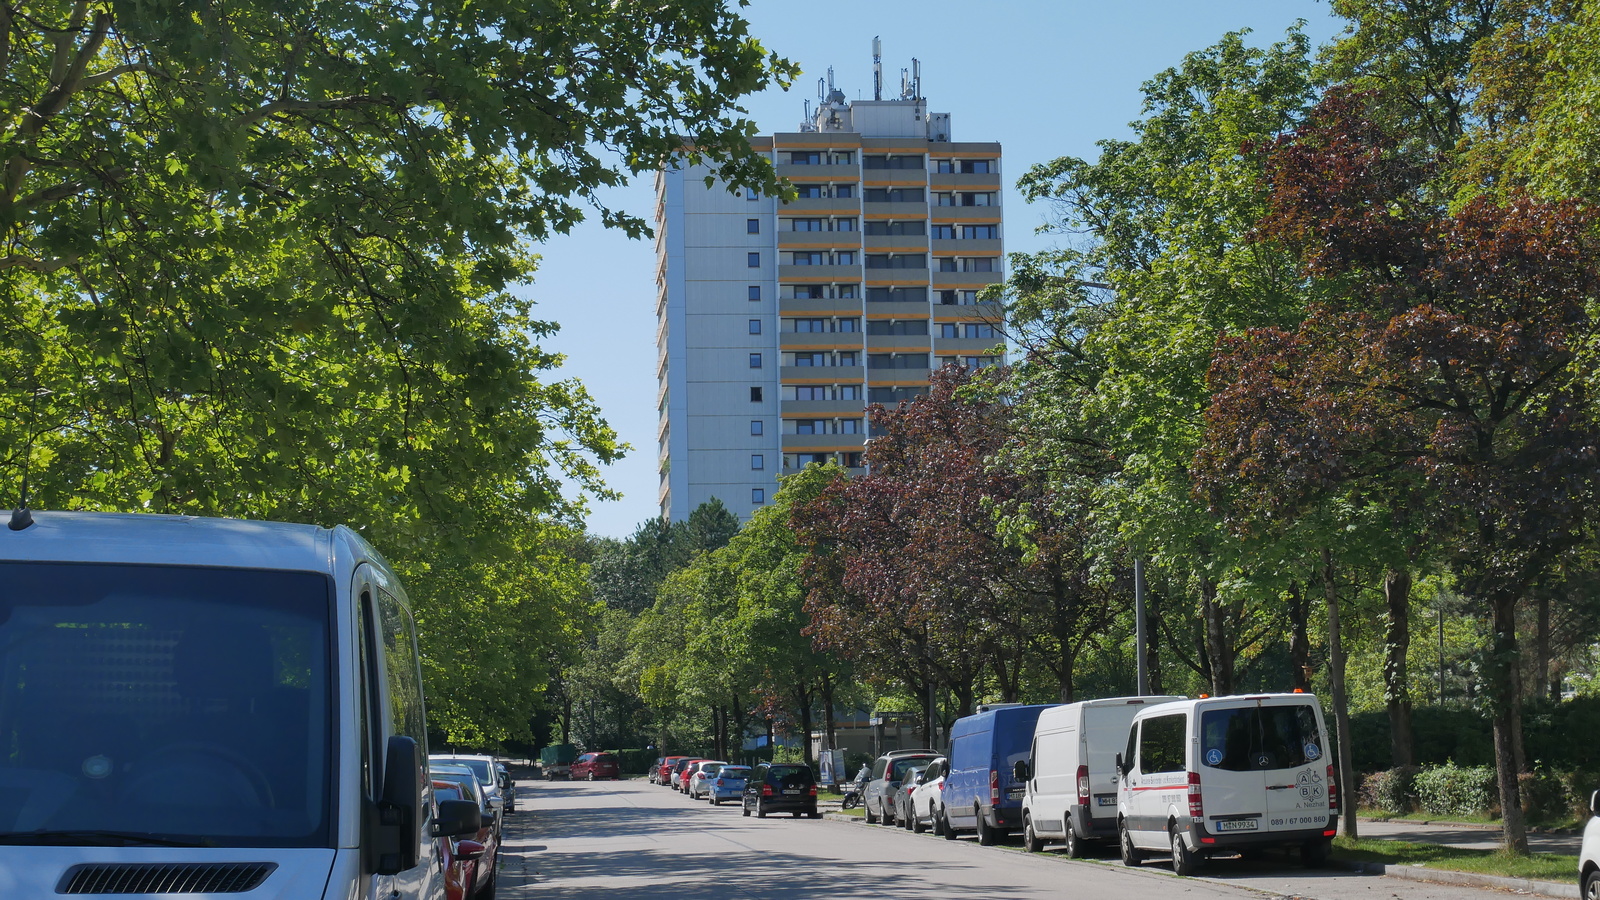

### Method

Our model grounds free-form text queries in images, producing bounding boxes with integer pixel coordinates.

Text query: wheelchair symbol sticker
[1206,749,1223,766]
[1305,743,1321,761]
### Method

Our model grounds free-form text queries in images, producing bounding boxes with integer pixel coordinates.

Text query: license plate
[1214,818,1258,832]
[1095,795,1116,807]
[782,789,800,795]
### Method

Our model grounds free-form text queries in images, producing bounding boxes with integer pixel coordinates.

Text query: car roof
[0,510,365,573]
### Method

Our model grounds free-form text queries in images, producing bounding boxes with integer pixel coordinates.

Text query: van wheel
[1170,825,1198,877]
[1119,819,1143,867]
[1022,815,1043,853]
[1063,820,1082,859]
[976,808,997,846]
[1301,837,1332,868]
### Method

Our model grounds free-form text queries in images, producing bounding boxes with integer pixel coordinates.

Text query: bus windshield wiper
[0,830,214,847]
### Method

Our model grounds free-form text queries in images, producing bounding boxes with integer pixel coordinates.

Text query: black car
[742,762,821,819]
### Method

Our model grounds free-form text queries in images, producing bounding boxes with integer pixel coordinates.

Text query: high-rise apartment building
[654,60,1004,522]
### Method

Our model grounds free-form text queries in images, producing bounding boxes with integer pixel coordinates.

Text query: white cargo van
[1115,692,1338,875]
[1015,695,1183,856]
[0,511,480,899]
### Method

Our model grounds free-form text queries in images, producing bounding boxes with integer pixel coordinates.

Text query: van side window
[375,587,427,747]
[1138,714,1186,774]
[358,589,379,800]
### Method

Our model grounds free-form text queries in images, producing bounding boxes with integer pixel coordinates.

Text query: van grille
[58,862,276,894]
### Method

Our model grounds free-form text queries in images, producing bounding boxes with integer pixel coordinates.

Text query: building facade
[655,78,1004,522]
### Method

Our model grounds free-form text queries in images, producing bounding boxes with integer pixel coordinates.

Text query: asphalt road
[491,778,1538,900]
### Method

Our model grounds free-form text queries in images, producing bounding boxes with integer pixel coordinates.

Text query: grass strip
[1335,836,1576,883]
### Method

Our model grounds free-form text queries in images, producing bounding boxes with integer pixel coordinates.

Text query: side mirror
[433,799,482,838]
[373,736,423,876]
[455,839,486,862]
[1115,753,1125,777]
[1591,790,1600,817]
[1013,760,1031,782]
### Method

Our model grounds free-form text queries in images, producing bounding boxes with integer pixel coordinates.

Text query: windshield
[0,562,333,847]
[442,758,493,784]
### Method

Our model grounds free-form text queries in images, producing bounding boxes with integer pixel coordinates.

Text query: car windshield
[890,757,933,782]
[441,758,493,784]
[0,562,333,847]
[433,773,481,805]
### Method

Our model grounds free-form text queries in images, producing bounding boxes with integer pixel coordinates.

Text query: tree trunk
[1488,589,1530,853]
[1145,587,1163,695]
[1058,641,1076,704]
[1383,569,1415,768]
[1286,580,1312,692]
[1537,590,1556,702]
[797,690,815,767]
[1322,549,1357,840]
[1200,575,1233,695]
[821,671,839,752]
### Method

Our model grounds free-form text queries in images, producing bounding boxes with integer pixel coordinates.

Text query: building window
[748,285,761,301]
[965,323,997,339]
[932,224,956,240]
[789,251,825,265]
[747,218,760,234]
[939,257,958,272]
[749,319,762,335]
[790,218,824,232]
[837,317,860,332]
[749,353,762,368]
[963,224,999,239]
[751,454,764,470]
[837,351,858,366]
[840,418,862,434]
[835,251,855,265]
[863,187,924,203]
[835,218,857,231]
[794,184,826,198]
[750,386,762,402]
[795,385,829,400]
[941,323,959,338]
[788,151,822,165]
[837,285,858,299]
[747,252,760,268]
[964,257,996,272]
[866,220,926,236]
[838,384,860,400]
[751,419,763,435]
[752,488,765,505]
[747,190,760,201]
[834,184,854,199]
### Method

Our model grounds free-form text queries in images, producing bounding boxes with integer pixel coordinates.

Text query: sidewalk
[1355,816,1582,856]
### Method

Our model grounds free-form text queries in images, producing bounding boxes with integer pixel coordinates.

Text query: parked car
[1116,692,1339,876]
[433,781,488,900]
[648,756,666,784]
[863,749,941,826]
[432,765,502,840]
[688,761,728,799]
[657,755,690,786]
[433,754,508,817]
[708,765,751,805]
[428,770,499,897]
[673,757,706,793]
[0,511,481,900]
[1580,790,1600,899]
[570,751,621,781]
[907,757,948,835]
[945,704,1056,844]
[895,765,928,830]
[742,762,821,818]
[1016,695,1183,856]
[494,762,517,813]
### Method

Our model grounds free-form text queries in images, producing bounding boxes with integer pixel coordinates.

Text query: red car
[570,751,621,781]
[657,755,690,785]
[433,780,488,900]
[675,758,706,793]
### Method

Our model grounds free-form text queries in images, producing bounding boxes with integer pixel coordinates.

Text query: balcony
[781,364,865,383]
[933,301,1004,319]
[861,201,927,218]
[775,163,859,181]
[930,172,1002,190]
[778,232,861,249]
[782,399,870,417]
[932,271,1004,287]
[863,235,929,252]
[934,337,1005,354]
[780,197,860,214]
[780,264,861,282]
[863,301,933,317]
[864,335,933,352]
[866,367,934,385]
[782,433,868,451]
[780,332,865,351]
[931,239,1002,255]
[779,297,867,315]
[930,205,1001,220]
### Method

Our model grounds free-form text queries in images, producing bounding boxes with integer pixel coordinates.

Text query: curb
[1339,859,1579,899]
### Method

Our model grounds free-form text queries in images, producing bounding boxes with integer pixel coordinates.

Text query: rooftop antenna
[872,36,882,101]
[8,387,45,531]
[899,67,910,100]
[827,66,836,97]
[912,58,922,100]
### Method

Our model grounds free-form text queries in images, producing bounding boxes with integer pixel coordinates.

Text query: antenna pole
[872,36,882,101]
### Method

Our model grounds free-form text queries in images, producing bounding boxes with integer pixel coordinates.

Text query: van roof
[1130,693,1323,718]
[0,510,369,575]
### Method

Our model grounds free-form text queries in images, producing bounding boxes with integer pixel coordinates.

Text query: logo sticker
[1304,742,1321,761]
[1297,769,1325,803]
[1205,748,1223,766]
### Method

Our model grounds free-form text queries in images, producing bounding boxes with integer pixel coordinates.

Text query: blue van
[944,704,1057,844]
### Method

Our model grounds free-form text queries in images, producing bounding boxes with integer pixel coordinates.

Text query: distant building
[654,46,1005,522]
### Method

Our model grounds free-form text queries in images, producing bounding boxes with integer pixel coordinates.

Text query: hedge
[1348,696,1600,773]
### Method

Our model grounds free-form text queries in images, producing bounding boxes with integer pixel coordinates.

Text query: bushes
[1359,765,1420,815]
[1414,762,1496,817]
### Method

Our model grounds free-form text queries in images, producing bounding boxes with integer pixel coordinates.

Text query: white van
[1015,695,1183,856]
[1115,692,1338,875]
[0,511,481,899]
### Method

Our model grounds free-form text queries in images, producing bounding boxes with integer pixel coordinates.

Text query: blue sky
[534,1,1347,539]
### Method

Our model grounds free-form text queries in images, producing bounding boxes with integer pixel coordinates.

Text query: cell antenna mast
[872,36,882,101]
[913,58,922,100]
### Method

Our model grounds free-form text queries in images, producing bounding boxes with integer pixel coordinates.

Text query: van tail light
[1076,765,1090,806]
[1327,764,1339,812]
[1187,771,1204,820]
[989,769,999,805]
[762,784,774,797]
